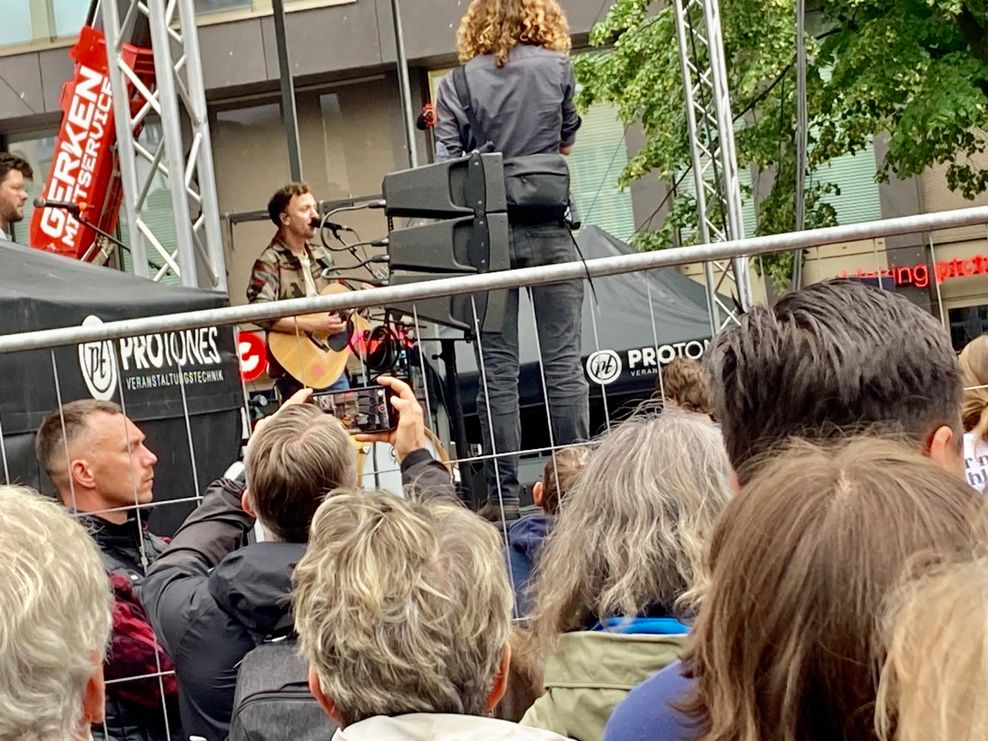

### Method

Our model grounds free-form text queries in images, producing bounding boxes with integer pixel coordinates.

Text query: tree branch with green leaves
[576,0,988,289]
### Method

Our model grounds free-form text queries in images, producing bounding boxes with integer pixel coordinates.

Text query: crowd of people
[4,0,988,740]
[7,275,988,741]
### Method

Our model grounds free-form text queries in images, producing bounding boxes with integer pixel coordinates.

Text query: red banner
[29,26,155,260]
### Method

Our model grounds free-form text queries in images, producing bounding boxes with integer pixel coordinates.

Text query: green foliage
[577,0,988,289]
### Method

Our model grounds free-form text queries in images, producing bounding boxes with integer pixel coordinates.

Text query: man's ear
[485,643,512,712]
[532,481,544,508]
[70,458,95,491]
[730,469,741,495]
[928,425,964,478]
[81,657,105,726]
[308,668,344,726]
[241,489,256,517]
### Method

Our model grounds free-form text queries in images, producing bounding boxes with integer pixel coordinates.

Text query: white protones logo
[78,315,119,401]
[586,349,622,385]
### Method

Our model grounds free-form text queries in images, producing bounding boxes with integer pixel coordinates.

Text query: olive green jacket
[521,631,688,741]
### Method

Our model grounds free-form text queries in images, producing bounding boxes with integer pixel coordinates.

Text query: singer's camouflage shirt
[246,235,336,330]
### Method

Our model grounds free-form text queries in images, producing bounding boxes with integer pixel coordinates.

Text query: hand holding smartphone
[310,385,399,434]
[352,376,428,464]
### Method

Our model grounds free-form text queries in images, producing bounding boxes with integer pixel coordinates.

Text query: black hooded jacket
[139,449,455,741]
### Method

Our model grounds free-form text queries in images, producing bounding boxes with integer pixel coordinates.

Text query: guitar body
[267,284,370,389]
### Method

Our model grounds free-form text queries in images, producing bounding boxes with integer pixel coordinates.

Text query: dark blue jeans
[475,222,590,507]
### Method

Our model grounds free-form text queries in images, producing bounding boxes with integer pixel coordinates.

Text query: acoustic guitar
[267,283,370,389]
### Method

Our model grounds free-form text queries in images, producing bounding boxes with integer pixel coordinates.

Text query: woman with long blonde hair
[521,411,734,740]
[434,0,588,522]
[604,438,980,741]
[876,556,988,741]
[959,334,988,490]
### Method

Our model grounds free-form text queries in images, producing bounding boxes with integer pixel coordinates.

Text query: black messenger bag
[451,66,571,222]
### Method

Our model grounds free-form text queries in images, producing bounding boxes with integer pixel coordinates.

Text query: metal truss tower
[100,0,226,291]
[672,0,752,331]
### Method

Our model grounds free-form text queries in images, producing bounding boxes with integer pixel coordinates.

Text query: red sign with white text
[29,26,155,260]
[237,331,268,383]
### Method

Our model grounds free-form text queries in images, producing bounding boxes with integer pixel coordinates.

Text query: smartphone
[310,385,398,434]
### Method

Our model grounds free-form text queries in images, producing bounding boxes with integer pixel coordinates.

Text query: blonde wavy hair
[457,0,572,66]
[876,556,988,741]
[960,335,988,442]
[0,485,112,740]
[528,411,733,653]
[293,489,512,725]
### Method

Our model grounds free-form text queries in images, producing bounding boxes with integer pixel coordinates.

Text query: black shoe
[478,501,521,524]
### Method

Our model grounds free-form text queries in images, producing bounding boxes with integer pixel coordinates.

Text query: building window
[51,0,89,38]
[0,3,34,47]
[812,142,882,225]
[210,76,405,305]
[567,104,636,244]
[195,0,252,13]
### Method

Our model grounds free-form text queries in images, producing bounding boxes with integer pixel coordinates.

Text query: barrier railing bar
[3,205,988,354]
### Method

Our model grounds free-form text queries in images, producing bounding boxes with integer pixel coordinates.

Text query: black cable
[568,227,600,308]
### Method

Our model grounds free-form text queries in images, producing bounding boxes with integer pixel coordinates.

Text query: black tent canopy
[0,240,244,534]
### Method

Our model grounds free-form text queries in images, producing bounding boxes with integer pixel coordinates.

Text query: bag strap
[452,66,488,151]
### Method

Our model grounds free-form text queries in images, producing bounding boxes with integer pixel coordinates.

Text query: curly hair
[456,0,572,67]
[656,358,714,417]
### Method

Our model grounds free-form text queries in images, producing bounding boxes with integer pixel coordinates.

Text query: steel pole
[272,0,303,181]
[390,0,419,167]
[791,0,808,291]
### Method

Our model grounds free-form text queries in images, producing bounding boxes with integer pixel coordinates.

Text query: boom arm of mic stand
[76,214,165,272]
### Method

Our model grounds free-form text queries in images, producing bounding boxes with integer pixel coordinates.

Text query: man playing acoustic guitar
[247,182,353,398]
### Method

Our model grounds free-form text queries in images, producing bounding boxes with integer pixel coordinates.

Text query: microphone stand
[75,213,163,272]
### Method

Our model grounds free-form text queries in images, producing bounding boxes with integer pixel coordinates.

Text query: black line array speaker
[382,152,510,334]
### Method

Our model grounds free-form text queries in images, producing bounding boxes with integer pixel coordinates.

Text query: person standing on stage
[247,182,350,398]
[434,0,589,522]
[0,152,32,242]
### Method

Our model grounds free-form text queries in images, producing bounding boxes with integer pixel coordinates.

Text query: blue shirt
[603,659,701,741]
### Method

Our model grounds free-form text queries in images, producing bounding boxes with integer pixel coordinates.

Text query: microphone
[34,197,82,215]
[311,216,352,234]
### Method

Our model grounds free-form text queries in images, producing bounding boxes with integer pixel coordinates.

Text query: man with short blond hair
[294,489,567,739]
[0,485,112,740]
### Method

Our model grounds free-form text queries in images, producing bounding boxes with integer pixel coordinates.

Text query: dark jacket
[81,510,168,576]
[80,512,182,741]
[139,449,456,741]
[505,511,553,617]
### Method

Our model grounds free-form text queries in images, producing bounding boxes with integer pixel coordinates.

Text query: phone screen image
[310,386,396,434]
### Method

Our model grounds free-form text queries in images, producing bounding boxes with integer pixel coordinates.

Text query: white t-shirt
[963,432,988,492]
[298,250,318,297]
